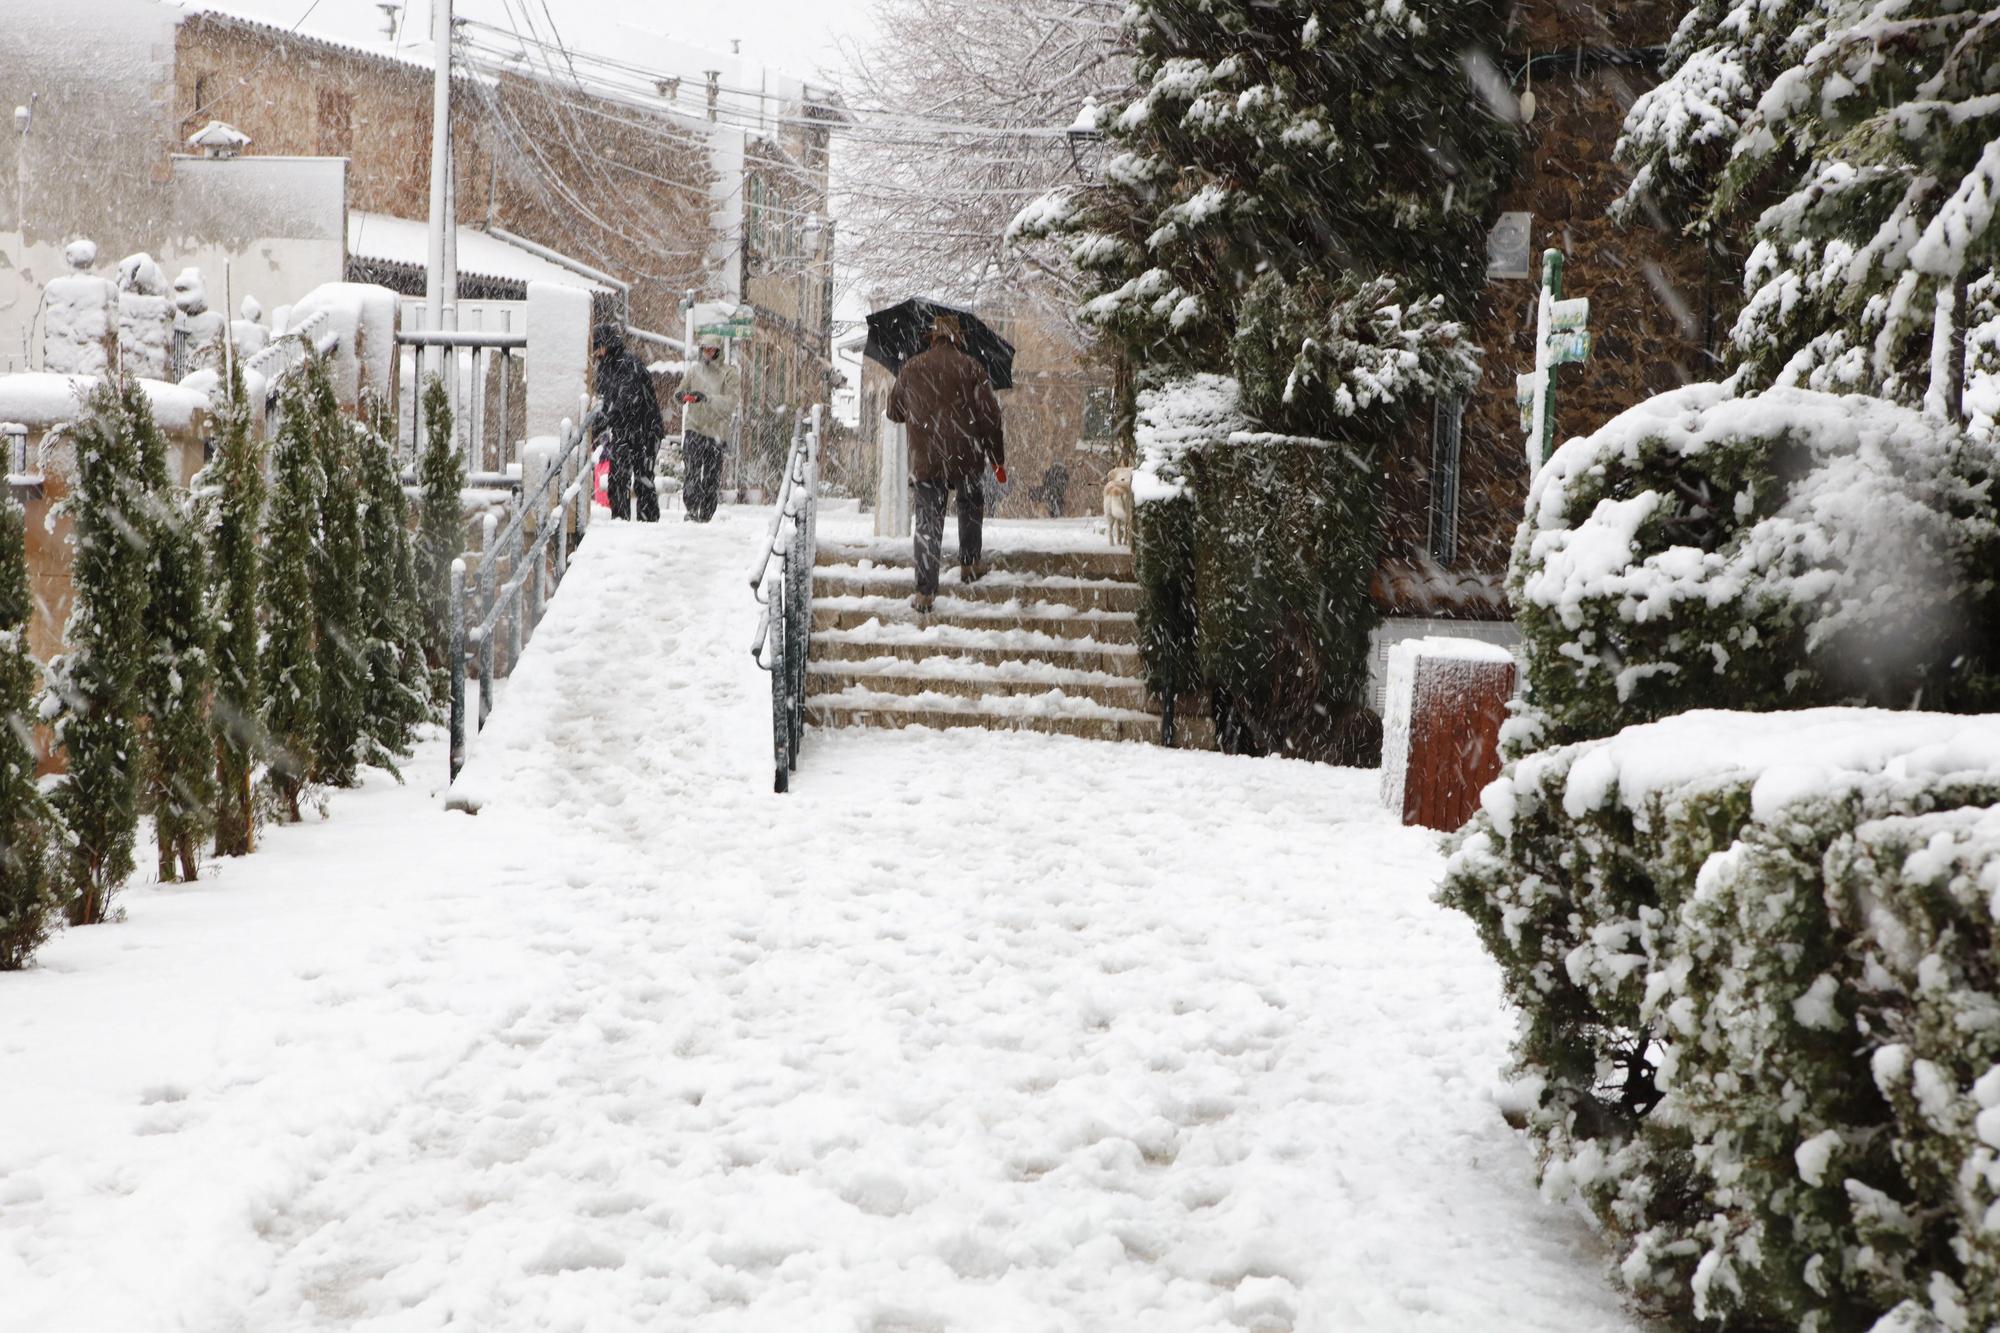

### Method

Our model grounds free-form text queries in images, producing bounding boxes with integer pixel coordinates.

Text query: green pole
[1539,247,1563,467]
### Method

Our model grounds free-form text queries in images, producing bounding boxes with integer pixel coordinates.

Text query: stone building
[1,0,844,434]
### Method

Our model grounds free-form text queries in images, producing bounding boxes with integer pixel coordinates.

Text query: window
[1082,386,1117,441]
[1426,394,1464,565]
[191,74,213,123]
[747,175,765,256]
[317,89,354,157]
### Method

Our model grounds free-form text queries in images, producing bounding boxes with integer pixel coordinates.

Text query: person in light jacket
[678,336,738,522]
[886,313,1006,612]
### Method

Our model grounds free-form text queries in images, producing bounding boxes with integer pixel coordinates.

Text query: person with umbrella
[885,311,1007,612]
[588,323,665,522]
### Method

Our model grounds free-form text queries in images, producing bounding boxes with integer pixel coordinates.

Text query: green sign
[695,302,754,339]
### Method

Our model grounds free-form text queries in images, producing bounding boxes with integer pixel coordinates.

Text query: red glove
[993,465,1007,484]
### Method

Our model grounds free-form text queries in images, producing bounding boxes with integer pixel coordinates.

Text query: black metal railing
[447,404,594,783]
[749,405,823,793]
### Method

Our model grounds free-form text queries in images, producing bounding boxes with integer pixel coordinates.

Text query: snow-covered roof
[170,1,841,128]
[346,213,610,294]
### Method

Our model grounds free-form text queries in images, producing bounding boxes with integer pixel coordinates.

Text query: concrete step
[811,629,1146,678]
[807,688,1216,748]
[814,564,1141,613]
[813,598,1138,645]
[808,655,1153,711]
[818,539,1133,582]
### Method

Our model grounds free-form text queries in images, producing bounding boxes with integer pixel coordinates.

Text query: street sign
[1520,248,1593,476]
[693,300,753,340]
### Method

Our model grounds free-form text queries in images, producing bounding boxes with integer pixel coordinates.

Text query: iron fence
[749,405,823,793]
[447,400,594,783]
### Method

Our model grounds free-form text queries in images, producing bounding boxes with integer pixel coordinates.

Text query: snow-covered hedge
[1510,385,2000,750]
[1129,374,1384,762]
[1440,709,2000,1330]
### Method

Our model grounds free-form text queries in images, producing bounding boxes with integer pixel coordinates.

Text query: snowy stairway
[807,540,1214,747]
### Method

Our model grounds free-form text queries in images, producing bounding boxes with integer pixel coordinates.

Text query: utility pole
[425,0,456,336]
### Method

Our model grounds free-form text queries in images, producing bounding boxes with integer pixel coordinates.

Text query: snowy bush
[1511,384,2000,750]
[1129,372,1385,762]
[0,494,57,969]
[48,380,152,925]
[1439,709,2000,1330]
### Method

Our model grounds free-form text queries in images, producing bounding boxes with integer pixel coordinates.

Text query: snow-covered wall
[0,0,177,370]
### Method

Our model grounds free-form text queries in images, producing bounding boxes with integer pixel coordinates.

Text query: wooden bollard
[1380,637,1516,833]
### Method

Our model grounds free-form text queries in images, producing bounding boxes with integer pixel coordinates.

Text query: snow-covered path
[0,513,1638,1332]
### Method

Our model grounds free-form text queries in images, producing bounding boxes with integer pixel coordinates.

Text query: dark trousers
[682,431,726,522]
[608,437,659,522]
[913,475,985,597]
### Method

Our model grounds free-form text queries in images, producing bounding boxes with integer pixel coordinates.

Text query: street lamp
[1066,97,1102,184]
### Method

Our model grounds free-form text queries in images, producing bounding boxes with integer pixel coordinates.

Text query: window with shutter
[1427,394,1464,566]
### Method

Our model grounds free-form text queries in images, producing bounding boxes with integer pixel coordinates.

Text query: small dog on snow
[1103,467,1134,546]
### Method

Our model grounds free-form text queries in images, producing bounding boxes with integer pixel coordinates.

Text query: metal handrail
[395,328,528,350]
[446,405,596,783]
[750,405,822,793]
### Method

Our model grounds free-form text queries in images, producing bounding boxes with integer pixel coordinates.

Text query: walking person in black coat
[590,324,664,522]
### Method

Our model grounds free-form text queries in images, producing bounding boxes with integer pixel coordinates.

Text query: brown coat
[886,339,1006,483]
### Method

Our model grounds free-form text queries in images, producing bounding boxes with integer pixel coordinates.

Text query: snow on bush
[1439,707,2000,1330]
[1510,383,2000,750]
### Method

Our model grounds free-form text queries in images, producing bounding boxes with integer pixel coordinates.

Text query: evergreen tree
[131,380,214,882]
[262,371,323,821]
[207,356,263,857]
[306,358,367,788]
[1020,0,1515,754]
[1618,2,2000,407]
[0,494,58,969]
[356,391,430,767]
[1029,0,1512,419]
[49,380,150,924]
[414,374,464,702]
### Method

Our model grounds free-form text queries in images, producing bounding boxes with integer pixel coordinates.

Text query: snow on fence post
[525,282,592,443]
[449,558,466,780]
[1379,636,1516,832]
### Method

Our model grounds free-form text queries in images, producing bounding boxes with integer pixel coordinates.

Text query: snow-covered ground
[0,510,1638,1332]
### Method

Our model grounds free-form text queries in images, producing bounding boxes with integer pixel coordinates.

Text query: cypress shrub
[414,375,463,699]
[262,371,323,821]
[0,493,58,968]
[131,380,214,882]
[306,359,367,788]
[48,379,149,924]
[356,391,431,766]
[207,357,263,856]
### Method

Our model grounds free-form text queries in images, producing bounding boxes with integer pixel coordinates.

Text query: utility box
[1380,636,1516,833]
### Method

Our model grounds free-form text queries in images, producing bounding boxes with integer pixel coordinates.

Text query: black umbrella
[863,298,1016,391]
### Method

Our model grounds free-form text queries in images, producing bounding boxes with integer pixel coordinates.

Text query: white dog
[1103,466,1134,546]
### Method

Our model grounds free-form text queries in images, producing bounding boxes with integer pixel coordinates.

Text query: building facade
[1372,0,1715,620]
